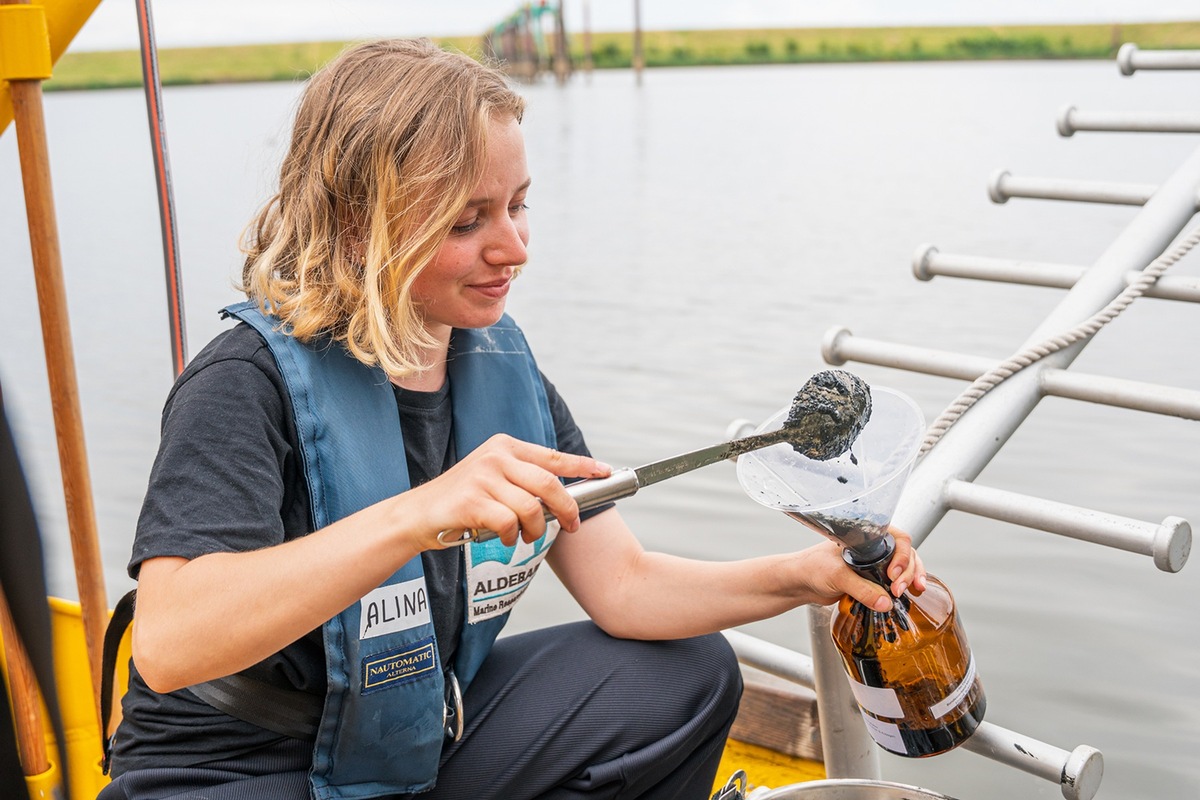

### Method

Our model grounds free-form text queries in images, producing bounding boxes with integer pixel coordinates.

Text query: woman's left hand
[781,528,927,613]
[884,527,926,599]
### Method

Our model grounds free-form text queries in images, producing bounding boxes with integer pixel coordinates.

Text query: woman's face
[413,115,531,341]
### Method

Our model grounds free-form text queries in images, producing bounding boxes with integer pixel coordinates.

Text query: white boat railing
[724,44,1198,800]
[911,247,1200,303]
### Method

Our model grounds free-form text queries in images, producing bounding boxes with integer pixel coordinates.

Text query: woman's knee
[493,622,743,725]
[619,631,743,726]
[682,632,744,717]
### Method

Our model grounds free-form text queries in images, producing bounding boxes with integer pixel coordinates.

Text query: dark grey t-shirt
[392,378,465,671]
[112,322,608,772]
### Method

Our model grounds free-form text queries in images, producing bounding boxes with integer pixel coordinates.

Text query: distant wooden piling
[632,0,644,84]
[552,1,569,84]
[485,1,572,84]
[582,0,593,73]
[519,4,537,81]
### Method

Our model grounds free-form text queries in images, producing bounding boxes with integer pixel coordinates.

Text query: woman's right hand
[132,435,608,691]
[402,433,612,549]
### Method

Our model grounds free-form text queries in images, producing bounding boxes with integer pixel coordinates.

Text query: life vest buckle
[443,669,464,742]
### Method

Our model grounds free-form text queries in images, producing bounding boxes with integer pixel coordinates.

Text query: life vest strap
[101,589,137,774]
[186,674,323,740]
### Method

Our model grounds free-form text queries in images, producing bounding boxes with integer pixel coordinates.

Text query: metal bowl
[755,778,960,800]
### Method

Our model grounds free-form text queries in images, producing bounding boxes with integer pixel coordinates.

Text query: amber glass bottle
[830,541,986,758]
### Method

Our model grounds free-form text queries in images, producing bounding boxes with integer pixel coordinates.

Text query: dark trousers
[98,622,743,799]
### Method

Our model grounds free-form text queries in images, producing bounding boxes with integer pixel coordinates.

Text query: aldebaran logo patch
[465,521,558,623]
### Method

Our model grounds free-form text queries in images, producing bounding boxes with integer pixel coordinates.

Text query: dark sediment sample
[784,370,872,460]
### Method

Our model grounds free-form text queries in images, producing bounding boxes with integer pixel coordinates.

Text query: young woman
[102,39,923,800]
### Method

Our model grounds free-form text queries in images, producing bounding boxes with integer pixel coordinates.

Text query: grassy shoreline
[45,21,1200,91]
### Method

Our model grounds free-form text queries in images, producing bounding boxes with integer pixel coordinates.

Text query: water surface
[2,60,1197,799]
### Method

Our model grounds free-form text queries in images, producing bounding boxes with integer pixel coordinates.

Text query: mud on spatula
[436,370,873,546]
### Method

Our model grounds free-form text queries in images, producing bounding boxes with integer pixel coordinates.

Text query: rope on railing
[918,223,1200,458]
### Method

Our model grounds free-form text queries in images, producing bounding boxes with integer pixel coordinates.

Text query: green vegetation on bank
[45,21,1200,91]
[582,21,1200,69]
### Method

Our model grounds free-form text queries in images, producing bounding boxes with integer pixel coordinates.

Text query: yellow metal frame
[0,0,103,136]
[0,598,129,800]
[0,5,52,81]
[713,738,826,795]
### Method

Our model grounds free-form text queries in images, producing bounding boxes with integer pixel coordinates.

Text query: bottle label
[858,712,907,755]
[929,654,976,720]
[845,678,903,719]
[846,654,976,722]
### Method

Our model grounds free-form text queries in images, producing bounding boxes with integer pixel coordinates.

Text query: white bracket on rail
[960,721,1103,800]
[911,245,1200,303]
[1118,43,1200,75]
[822,327,1200,420]
[944,480,1191,573]
[1057,105,1200,135]
[988,170,1161,206]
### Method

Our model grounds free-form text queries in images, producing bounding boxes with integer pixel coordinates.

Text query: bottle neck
[842,533,896,588]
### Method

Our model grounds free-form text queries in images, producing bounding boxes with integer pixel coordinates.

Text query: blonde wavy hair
[240,38,525,377]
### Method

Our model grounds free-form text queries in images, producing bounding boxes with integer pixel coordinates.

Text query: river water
[2,60,1198,799]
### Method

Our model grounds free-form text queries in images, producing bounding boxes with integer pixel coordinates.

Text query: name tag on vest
[359,578,432,640]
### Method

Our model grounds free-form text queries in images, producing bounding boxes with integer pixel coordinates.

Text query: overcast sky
[72,0,1200,52]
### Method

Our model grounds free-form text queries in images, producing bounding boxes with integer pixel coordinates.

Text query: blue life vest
[225,301,558,799]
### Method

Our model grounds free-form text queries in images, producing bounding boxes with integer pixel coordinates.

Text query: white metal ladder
[724,42,1200,800]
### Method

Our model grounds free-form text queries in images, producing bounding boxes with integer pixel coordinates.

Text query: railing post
[807,604,881,779]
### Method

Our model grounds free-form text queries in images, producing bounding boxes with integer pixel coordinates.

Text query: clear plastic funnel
[737,386,925,562]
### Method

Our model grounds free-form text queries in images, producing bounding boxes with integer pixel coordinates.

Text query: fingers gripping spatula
[436,370,872,546]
